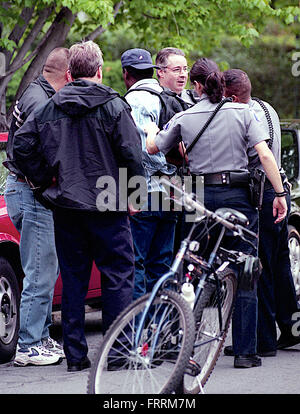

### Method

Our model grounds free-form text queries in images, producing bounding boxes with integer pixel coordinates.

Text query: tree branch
[8,5,55,74]
[7,6,35,65]
[142,12,161,20]
[85,0,123,41]
[12,7,75,107]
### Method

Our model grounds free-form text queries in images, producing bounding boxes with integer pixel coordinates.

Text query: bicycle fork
[134,239,190,351]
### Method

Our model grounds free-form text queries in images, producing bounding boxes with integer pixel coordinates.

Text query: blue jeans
[257,189,298,351]
[203,185,259,355]
[4,174,59,348]
[130,194,177,300]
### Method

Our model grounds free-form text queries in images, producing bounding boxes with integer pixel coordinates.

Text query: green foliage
[102,60,125,95]
[210,35,299,118]
[1,0,300,120]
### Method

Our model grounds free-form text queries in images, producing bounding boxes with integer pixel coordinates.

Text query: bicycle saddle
[215,207,249,226]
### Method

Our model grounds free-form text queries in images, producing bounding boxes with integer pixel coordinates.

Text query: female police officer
[146,57,287,369]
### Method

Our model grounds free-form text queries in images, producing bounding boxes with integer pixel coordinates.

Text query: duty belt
[193,171,250,186]
[203,172,231,185]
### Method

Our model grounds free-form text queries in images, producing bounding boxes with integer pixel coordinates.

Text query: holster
[178,165,191,181]
[229,171,250,187]
[249,168,265,210]
[237,254,262,291]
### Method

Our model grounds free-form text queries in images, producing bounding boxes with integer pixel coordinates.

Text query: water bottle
[181,282,195,309]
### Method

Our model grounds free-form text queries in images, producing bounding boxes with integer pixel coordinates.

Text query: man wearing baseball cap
[121,48,160,70]
[121,48,178,300]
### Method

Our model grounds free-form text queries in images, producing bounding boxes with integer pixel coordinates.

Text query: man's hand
[128,203,140,216]
[145,122,160,154]
[273,196,287,224]
[144,121,160,136]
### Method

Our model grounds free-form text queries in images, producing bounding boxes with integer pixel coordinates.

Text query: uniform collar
[197,92,213,104]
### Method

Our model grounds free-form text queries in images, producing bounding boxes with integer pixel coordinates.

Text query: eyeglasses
[162,66,189,74]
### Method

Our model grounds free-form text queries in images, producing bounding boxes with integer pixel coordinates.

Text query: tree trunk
[0,5,35,130]
[8,7,75,121]
[9,5,55,76]
[6,6,34,66]
[0,95,8,131]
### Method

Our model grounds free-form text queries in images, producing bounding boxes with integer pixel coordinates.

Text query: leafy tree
[0,0,299,129]
[210,36,299,119]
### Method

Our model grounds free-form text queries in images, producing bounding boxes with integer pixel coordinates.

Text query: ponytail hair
[190,58,225,104]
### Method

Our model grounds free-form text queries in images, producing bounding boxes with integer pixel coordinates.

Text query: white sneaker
[42,337,65,358]
[14,345,62,366]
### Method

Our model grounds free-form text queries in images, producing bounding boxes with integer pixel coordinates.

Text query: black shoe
[225,345,276,357]
[277,335,300,350]
[67,357,91,372]
[234,355,262,368]
[258,350,277,357]
[184,358,202,377]
[224,345,234,356]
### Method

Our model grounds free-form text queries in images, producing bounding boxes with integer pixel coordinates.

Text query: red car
[0,132,101,363]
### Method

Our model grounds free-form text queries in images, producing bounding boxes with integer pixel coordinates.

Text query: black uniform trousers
[184,184,259,355]
[52,208,135,364]
[257,189,299,352]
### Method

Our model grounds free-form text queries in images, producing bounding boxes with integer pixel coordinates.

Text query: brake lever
[235,224,257,240]
[233,225,257,251]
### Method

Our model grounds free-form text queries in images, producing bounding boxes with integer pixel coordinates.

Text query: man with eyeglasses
[156,48,198,256]
[156,47,198,105]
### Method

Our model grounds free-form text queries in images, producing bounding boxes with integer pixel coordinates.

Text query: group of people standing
[3,40,299,374]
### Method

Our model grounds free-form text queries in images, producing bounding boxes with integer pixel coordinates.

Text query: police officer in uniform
[223,69,300,356]
[146,58,287,368]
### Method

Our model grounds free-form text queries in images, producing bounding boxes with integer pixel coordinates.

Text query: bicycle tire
[87,290,195,394]
[182,269,237,394]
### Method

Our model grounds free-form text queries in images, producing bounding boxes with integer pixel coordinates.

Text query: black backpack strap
[124,87,161,98]
[185,89,199,105]
[185,97,232,155]
[124,86,167,109]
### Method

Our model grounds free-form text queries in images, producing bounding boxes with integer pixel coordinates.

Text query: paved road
[0,307,103,395]
[0,308,300,396]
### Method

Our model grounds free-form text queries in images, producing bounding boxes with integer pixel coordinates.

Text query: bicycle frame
[133,180,258,353]
[134,218,229,351]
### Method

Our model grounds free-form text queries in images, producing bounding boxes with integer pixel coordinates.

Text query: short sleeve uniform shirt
[155,94,270,175]
[247,98,281,170]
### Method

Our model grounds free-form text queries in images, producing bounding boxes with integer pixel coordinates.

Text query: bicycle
[87,178,259,394]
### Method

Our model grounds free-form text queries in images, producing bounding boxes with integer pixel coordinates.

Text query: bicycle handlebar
[160,178,257,240]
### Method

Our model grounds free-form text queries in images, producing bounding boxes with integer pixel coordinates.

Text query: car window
[281,129,299,182]
[0,142,8,194]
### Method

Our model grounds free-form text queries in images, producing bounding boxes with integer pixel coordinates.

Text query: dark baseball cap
[121,48,159,70]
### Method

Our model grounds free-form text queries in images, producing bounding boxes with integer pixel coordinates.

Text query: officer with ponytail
[146,57,287,369]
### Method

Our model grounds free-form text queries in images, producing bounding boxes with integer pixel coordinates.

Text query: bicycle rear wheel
[183,269,237,394]
[87,290,195,394]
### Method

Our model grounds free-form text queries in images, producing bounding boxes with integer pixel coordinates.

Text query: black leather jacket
[3,75,55,177]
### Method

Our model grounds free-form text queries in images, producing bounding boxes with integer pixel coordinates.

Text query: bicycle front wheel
[183,269,237,394]
[87,290,195,394]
